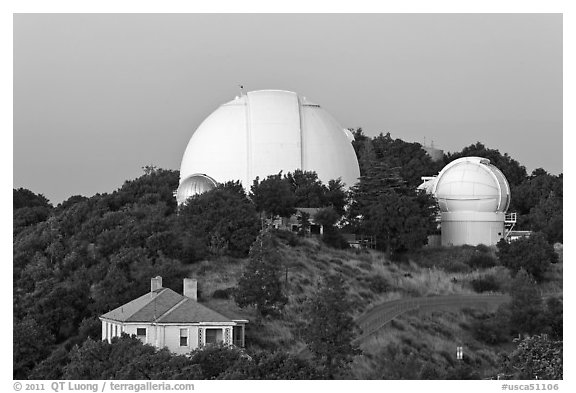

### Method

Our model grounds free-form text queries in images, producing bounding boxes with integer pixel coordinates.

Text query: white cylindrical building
[176,90,360,205]
[431,157,511,246]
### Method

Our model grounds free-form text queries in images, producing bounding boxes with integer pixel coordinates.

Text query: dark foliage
[471,309,511,345]
[466,251,498,269]
[367,275,389,294]
[250,170,349,218]
[470,275,501,293]
[543,297,563,340]
[63,335,202,379]
[499,335,562,380]
[370,132,442,186]
[250,173,297,218]
[178,181,260,261]
[314,207,349,249]
[188,343,244,379]
[212,288,235,299]
[219,350,324,379]
[301,275,360,378]
[13,317,56,379]
[507,270,547,336]
[14,188,52,210]
[497,233,558,282]
[28,346,70,380]
[13,169,196,378]
[234,231,288,317]
[444,142,527,186]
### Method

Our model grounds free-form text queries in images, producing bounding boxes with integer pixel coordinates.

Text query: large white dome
[178,90,360,202]
[433,156,511,213]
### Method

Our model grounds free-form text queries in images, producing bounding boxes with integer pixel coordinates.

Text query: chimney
[183,278,198,301]
[151,276,163,292]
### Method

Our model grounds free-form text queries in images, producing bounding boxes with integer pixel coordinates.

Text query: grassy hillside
[184,231,557,378]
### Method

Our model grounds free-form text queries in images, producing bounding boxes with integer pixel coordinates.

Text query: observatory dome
[176,174,217,205]
[177,90,360,202]
[433,157,511,214]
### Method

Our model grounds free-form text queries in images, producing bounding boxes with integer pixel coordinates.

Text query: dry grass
[182,232,561,376]
[351,309,501,379]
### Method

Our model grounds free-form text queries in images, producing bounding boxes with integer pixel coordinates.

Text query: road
[354,293,511,343]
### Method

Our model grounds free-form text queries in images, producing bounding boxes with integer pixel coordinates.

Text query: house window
[115,325,118,337]
[136,327,146,341]
[180,328,188,347]
[205,328,223,344]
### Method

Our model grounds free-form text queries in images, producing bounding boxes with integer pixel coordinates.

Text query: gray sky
[13,13,562,204]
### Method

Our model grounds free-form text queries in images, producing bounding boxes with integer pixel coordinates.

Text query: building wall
[441,220,504,246]
[163,325,200,355]
[101,320,238,354]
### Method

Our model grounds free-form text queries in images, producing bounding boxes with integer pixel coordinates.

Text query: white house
[99,276,248,355]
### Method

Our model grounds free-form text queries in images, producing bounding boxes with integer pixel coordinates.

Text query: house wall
[101,320,240,354]
[163,325,199,355]
[102,320,127,343]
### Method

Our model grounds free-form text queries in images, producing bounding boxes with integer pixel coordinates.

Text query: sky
[13,13,563,204]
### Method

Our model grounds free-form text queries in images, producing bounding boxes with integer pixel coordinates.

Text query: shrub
[321,230,350,249]
[367,275,389,294]
[466,252,498,269]
[497,233,558,282]
[271,229,300,247]
[189,343,245,379]
[212,288,234,299]
[475,244,491,253]
[470,275,500,293]
[471,310,511,345]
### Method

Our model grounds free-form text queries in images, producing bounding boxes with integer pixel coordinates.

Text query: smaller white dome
[176,174,217,205]
[433,157,510,213]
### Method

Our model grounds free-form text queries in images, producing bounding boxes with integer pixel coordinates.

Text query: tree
[301,275,360,378]
[371,132,440,187]
[234,231,288,317]
[63,335,202,379]
[324,179,348,216]
[527,195,563,244]
[13,317,56,379]
[497,233,558,282]
[445,142,527,186]
[286,170,327,208]
[510,170,562,215]
[314,207,349,249]
[28,346,70,380]
[188,343,245,379]
[13,188,52,210]
[250,173,297,218]
[349,162,438,258]
[178,181,260,261]
[499,335,562,380]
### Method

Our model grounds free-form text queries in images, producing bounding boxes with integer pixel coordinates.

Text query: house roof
[100,288,235,324]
